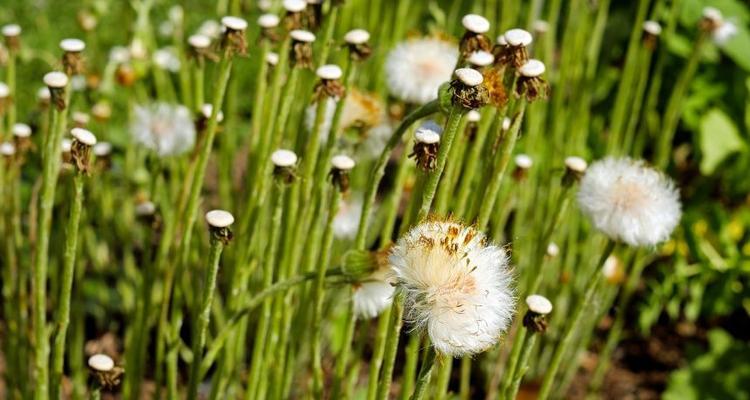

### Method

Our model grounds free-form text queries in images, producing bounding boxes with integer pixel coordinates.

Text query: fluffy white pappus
[712,20,737,46]
[577,157,681,247]
[352,266,394,319]
[333,195,364,240]
[304,90,384,142]
[389,221,516,357]
[131,103,196,157]
[385,38,459,105]
[358,123,393,160]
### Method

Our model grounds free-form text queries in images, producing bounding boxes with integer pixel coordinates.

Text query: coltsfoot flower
[385,38,459,105]
[577,157,681,247]
[389,220,515,356]
[131,102,195,157]
[353,259,394,319]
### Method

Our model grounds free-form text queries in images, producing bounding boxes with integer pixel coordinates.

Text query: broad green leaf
[699,109,747,174]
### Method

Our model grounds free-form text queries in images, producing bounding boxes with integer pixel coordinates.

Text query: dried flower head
[290,29,316,68]
[577,157,682,247]
[314,64,345,99]
[410,121,442,171]
[390,220,515,356]
[60,38,86,75]
[385,38,459,104]
[496,28,532,68]
[451,68,489,109]
[523,294,552,333]
[272,149,298,183]
[329,154,355,191]
[220,16,248,56]
[460,14,492,56]
[131,103,196,157]
[516,59,549,101]
[344,28,372,61]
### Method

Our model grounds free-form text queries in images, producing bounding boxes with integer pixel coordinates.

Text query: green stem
[366,305,392,400]
[186,232,227,400]
[499,327,528,398]
[376,289,405,400]
[507,333,538,399]
[50,173,85,400]
[433,355,452,400]
[331,296,358,399]
[537,240,617,400]
[410,345,437,400]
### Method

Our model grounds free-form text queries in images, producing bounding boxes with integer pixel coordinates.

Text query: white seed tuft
[546,242,560,257]
[467,110,481,122]
[283,0,307,12]
[643,20,662,36]
[526,294,553,315]
[454,68,484,86]
[60,38,86,52]
[514,154,533,169]
[205,209,235,228]
[37,87,51,101]
[12,123,32,138]
[88,354,114,372]
[0,82,8,98]
[316,64,342,80]
[702,6,723,23]
[414,121,442,144]
[44,72,69,88]
[519,59,546,77]
[331,154,355,171]
[0,142,15,156]
[504,28,533,47]
[201,104,224,122]
[462,14,490,34]
[258,14,280,28]
[385,38,458,105]
[502,117,511,131]
[71,127,97,146]
[271,149,298,167]
[221,16,248,31]
[93,142,112,157]
[467,50,495,67]
[344,29,370,45]
[265,52,279,65]
[290,29,316,43]
[61,139,72,153]
[2,24,21,37]
[564,156,588,173]
[188,34,211,49]
[135,201,156,217]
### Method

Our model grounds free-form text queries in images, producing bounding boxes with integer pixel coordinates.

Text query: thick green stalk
[186,232,227,400]
[50,173,85,400]
[400,333,422,399]
[454,109,497,217]
[476,100,526,230]
[354,100,440,250]
[506,333,538,399]
[459,356,471,400]
[499,327,528,398]
[366,306,393,400]
[311,187,342,396]
[537,240,617,400]
[331,296,358,399]
[34,86,68,400]
[376,289,406,400]
[410,345,437,400]
[433,355,452,400]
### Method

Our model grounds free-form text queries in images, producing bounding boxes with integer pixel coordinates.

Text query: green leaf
[699,109,747,174]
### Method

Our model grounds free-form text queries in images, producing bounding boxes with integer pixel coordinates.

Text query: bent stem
[50,173,86,400]
[537,239,617,400]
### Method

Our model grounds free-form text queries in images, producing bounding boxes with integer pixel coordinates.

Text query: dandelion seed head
[414,120,443,144]
[304,89,383,141]
[188,34,211,49]
[514,154,532,169]
[525,294,552,315]
[390,220,516,356]
[71,127,97,146]
[290,29,315,43]
[0,82,9,98]
[109,46,131,64]
[60,38,85,53]
[519,59,545,77]
[258,14,280,28]
[353,263,394,319]
[71,75,86,92]
[129,38,148,60]
[385,38,458,104]
[135,201,156,217]
[577,157,681,247]
[455,67,484,86]
[205,210,235,228]
[643,20,662,36]
[283,0,307,12]
[331,154,355,171]
[61,139,72,153]
[271,149,297,167]
[131,103,195,157]
[546,242,559,257]
[333,195,364,240]
[265,52,279,65]
[222,16,247,31]
[72,112,90,126]
[12,123,31,138]
[467,109,481,122]
[462,14,490,34]
[2,24,21,38]
[532,20,549,34]
[200,104,224,122]
[504,29,533,47]
[712,20,737,45]
[44,71,68,88]
[198,20,222,39]
[316,64,342,80]
[565,156,587,173]
[467,50,494,67]
[37,87,51,101]
[1,142,15,156]
[88,354,114,372]
[93,142,112,157]
[344,29,370,45]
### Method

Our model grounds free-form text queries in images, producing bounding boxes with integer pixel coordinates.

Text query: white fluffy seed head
[344,29,370,45]
[519,59,545,77]
[526,294,552,314]
[467,50,495,67]
[577,157,682,247]
[2,24,21,37]
[71,127,97,146]
[44,72,69,88]
[643,20,662,36]
[265,52,279,65]
[565,156,588,173]
[188,34,211,49]
[93,142,112,157]
[316,64,342,80]
[201,104,224,122]
[283,0,307,12]
[88,354,114,372]
[290,29,315,43]
[205,209,235,228]
[385,38,458,105]
[702,7,723,24]
[135,201,156,216]
[504,28,533,46]
[389,220,516,357]
[271,149,297,167]
[131,103,196,157]
[467,110,481,122]
[331,154,355,171]
[1,142,15,156]
[37,87,51,101]
[61,139,72,153]
[454,68,483,86]
[514,154,532,169]
[462,14,490,33]
[353,264,394,319]
[12,123,31,138]
[414,120,442,144]
[221,16,248,31]
[60,38,86,52]
[496,35,508,46]
[258,14,280,28]
[546,242,559,257]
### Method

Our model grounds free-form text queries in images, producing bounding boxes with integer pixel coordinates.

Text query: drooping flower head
[577,157,681,247]
[390,220,516,357]
[353,253,395,319]
[385,38,459,105]
[131,102,195,157]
